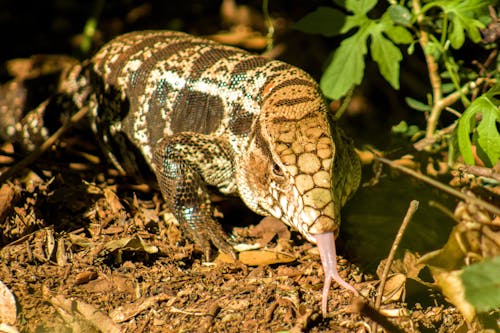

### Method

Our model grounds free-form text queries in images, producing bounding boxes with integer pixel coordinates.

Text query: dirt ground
[0,143,466,332]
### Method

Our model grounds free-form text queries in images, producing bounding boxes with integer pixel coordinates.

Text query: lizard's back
[87,30,314,170]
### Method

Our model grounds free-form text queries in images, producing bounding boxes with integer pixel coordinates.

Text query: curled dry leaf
[56,238,67,266]
[247,216,291,248]
[381,273,406,303]
[103,188,124,214]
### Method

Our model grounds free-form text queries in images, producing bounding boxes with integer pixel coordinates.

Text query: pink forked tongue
[314,232,358,315]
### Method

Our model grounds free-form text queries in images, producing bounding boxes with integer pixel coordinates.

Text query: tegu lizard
[1,30,361,314]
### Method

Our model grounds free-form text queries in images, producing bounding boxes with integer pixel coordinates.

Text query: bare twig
[374,155,500,219]
[0,106,89,183]
[371,201,419,333]
[413,122,456,151]
[460,165,500,183]
[376,200,419,310]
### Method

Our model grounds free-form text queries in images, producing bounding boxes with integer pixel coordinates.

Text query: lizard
[0,30,361,314]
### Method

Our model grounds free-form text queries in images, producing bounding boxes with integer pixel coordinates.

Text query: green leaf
[341,14,370,34]
[388,4,412,26]
[345,0,378,14]
[461,256,500,313]
[293,7,346,37]
[392,121,409,134]
[448,125,461,165]
[442,82,456,94]
[439,0,489,48]
[425,41,442,60]
[320,26,371,99]
[392,121,420,137]
[456,84,500,166]
[405,97,431,111]
[370,32,402,89]
[457,99,480,165]
[475,100,500,166]
[449,16,466,49]
[384,25,413,44]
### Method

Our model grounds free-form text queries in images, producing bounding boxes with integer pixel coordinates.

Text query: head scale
[239,69,350,242]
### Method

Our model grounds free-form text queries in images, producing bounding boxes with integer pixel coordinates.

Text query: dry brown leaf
[56,238,68,266]
[49,293,122,333]
[109,294,170,323]
[74,270,98,285]
[434,270,476,322]
[102,236,158,255]
[238,249,295,266]
[0,280,17,325]
[382,273,406,303]
[103,188,124,214]
[0,183,16,221]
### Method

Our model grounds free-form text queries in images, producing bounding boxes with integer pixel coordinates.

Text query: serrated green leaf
[341,14,370,33]
[388,4,412,26]
[293,7,346,37]
[461,256,500,313]
[405,97,431,111]
[345,0,377,14]
[384,25,413,44]
[370,32,402,89]
[320,26,371,99]
[439,0,489,48]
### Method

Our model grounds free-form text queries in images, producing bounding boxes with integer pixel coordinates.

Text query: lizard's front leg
[153,133,236,259]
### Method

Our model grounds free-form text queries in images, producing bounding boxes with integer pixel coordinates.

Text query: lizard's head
[238,74,355,242]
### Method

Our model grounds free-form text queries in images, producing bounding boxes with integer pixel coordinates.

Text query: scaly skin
[0,31,361,315]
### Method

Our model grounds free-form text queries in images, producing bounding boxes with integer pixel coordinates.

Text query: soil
[0,141,465,333]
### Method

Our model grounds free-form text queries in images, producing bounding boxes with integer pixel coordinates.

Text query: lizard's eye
[272,163,285,177]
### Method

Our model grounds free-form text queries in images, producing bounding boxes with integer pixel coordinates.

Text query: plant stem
[413,0,443,139]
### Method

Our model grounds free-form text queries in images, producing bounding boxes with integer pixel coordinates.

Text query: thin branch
[374,155,500,219]
[375,200,419,311]
[371,201,419,333]
[0,106,89,183]
[435,77,493,112]
[460,165,500,183]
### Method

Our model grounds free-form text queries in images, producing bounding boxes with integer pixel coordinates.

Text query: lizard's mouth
[313,232,358,315]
